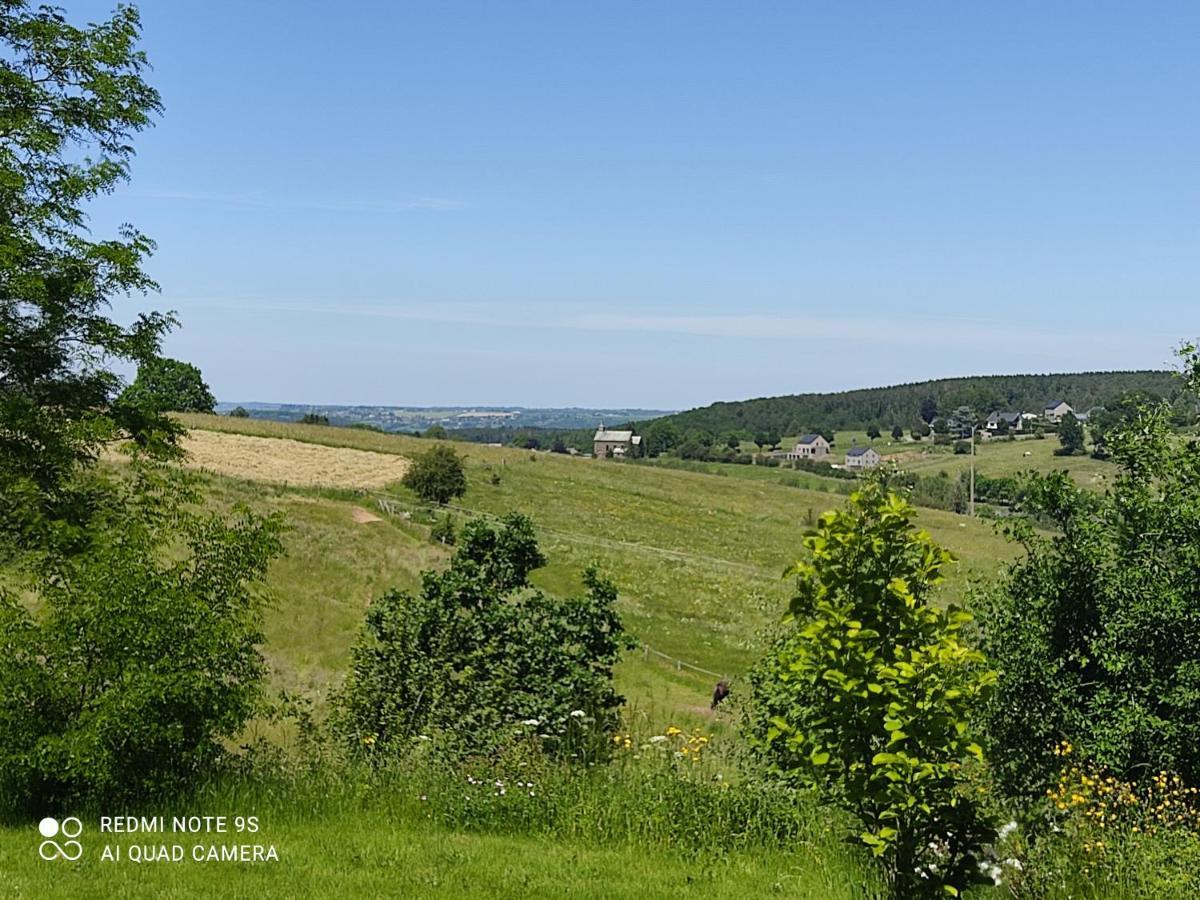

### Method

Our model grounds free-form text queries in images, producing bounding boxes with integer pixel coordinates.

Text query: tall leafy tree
[1,2,175,549]
[119,357,216,413]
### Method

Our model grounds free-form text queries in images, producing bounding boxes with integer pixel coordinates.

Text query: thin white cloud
[132,190,466,212]
[171,299,1177,357]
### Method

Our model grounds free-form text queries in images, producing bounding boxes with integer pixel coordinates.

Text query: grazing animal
[711,680,731,710]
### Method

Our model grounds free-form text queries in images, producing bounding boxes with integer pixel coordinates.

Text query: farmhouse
[985,411,1024,433]
[783,434,830,461]
[593,425,641,458]
[844,445,881,470]
[1043,400,1074,423]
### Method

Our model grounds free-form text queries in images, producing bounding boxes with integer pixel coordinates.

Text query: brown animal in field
[711,680,731,710]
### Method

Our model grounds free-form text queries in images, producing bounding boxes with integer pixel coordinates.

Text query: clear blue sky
[83,1,1198,409]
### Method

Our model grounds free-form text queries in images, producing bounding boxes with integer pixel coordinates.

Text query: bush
[978,366,1200,800]
[747,479,996,897]
[229,406,250,418]
[336,514,635,762]
[0,463,284,806]
[954,440,971,454]
[402,443,467,505]
[300,413,329,426]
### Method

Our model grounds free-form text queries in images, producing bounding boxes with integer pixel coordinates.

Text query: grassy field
[171,414,1018,728]
[1,415,1180,899]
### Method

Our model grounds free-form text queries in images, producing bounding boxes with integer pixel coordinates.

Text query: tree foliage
[978,357,1200,799]
[644,372,1178,441]
[402,443,467,505]
[337,514,634,760]
[118,356,216,413]
[1,1,176,550]
[1054,412,1085,456]
[0,464,284,805]
[748,480,996,897]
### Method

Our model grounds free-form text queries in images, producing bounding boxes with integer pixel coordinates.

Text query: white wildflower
[998,820,1019,841]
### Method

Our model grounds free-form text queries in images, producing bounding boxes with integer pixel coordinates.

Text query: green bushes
[336,514,634,762]
[747,480,996,897]
[978,397,1200,799]
[0,464,284,807]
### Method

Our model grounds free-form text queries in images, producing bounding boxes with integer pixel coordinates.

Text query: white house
[985,411,1024,433]
[1044,400,1074,423]
[783,433,830,461]
[844,445,881,470]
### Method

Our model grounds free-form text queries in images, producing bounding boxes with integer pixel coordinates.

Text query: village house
[592,425,641,458]
[844,445,881,470]
[783,433,830,461]
[1043,400,1074,423]
[985,411,1024,433]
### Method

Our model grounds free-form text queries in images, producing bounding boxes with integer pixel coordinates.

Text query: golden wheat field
[180,429,410,488]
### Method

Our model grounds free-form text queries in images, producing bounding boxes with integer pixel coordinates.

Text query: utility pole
[969,424,976,517]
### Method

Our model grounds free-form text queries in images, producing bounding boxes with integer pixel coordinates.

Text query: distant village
[591,399,1089,470]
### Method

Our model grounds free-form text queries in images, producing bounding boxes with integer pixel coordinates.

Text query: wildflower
[521,718,541,726]
[665,726,682,737]
[569,710,586,718]
[649,735,668,744]
[998,820,1018,841]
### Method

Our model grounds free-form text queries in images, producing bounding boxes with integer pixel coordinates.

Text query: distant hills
[213,403,675,433]
[640,371,1181,437]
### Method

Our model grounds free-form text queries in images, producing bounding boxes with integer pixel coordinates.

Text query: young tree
[891,425,904,441]
[748,480,996,897]
[0,465,284,804]
[866,425,881,441]
[402,443,467,505]
[118,357,216,413]
[337,514,634,760]
[1054,412,1085,456]
[229,406,250,418]
[1,2,176,550]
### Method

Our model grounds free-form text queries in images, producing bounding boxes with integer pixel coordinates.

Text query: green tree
[0,464,284,804]
[919,397,939,424]
[402,443,467,505]
[118,357,216,413]
[891,425,904,441]
[299,413,329,426]
[979,356,1200,798]
[337,514,634,760]
[867,424,881,441]
[1055,412,1085,456]
[228,406,250,418]
[1,2,175,551]
[748,480,996,897]
[423,424,448,440]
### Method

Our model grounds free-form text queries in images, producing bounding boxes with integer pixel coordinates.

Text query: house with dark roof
[783,433,830,461]
[845,445,881,470]
[1044,400,1074,423]
[985,411,1025,433]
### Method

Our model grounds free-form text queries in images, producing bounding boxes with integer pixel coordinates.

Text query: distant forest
[641,371,1181,438]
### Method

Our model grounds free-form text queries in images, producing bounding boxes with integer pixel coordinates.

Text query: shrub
[0,463,284,806]
[336,514,635,762]
[229,406,250,418]
[747,479,996,897]
[977,384,1200,800]
[300,413,329,426]
[402,443,467,505]
[954,440,971,454]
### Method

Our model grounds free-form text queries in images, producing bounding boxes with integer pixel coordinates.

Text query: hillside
[171,413,1017,725]
[644,370,1179,437]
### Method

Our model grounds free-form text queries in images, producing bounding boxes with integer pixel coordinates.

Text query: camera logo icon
[38,817,83,861]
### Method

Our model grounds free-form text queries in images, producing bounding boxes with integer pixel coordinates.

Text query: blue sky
[83,1,1198,409]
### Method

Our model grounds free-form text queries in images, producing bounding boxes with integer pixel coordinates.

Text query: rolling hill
[642,370,1179,437]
